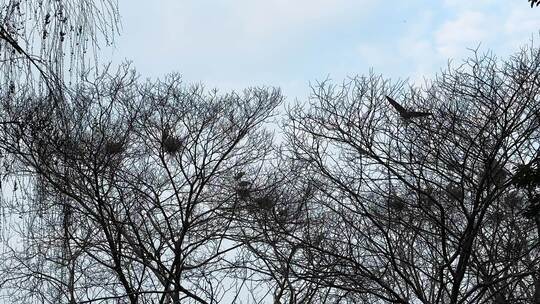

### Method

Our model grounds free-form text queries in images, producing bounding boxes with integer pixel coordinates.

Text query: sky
[1,2,539,302]
[99,0,540,102]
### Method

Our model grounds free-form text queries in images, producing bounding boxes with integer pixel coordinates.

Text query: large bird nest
[236,180,252,200]
[253,195,276,211]
[161,129,183,154]
[388,195,406,212]
[104,140,124,155]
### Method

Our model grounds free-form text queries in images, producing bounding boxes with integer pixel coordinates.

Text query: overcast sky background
[100,0,540,101]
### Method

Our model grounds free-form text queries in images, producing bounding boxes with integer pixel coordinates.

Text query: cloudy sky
[101,0,540,101]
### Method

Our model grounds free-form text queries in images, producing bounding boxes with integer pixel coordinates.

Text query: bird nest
[504,239,526,257]
[104,140,124,155]
[445,183,463,201]
[481,163,509,186]
[161,135,183,154]
[418,191,434,206]
[253,195,276,211]
[236,180,252,200]
[502,191,522,209]
[388,195,406,212]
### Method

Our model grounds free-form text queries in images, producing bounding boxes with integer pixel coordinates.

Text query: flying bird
[385,96,433,119]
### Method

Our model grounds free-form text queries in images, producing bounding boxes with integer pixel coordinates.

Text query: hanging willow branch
[0,0,121,85]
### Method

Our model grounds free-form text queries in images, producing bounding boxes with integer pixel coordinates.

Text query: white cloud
[108,0,540,99]
[353,10,441,84]
[443,0,497,10]
[230,0,367,38]
[503,6,540,39]
[115,0,376,78]
[131,0,374,49]
[433,2,540,63]
[435,11,496,58]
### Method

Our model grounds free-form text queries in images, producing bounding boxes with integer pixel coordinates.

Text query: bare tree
[284,46,540,303]
[223,157,349,303]
[0,65,283,303]
[1,6,540,301]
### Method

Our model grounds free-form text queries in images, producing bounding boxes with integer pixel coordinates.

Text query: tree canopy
[1,1,540,303]
[0,46,539,303]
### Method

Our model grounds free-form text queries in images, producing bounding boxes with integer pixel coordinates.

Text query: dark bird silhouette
[385,96,432,119]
